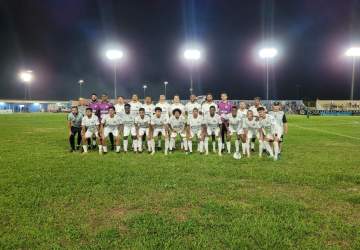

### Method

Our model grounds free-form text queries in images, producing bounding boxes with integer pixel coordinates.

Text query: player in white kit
[268,102,288,157]
[100,106,121,153]
[169,95,185,116]
[201,93,218,116]
[168,109,188,153]
[185,94,201,117]
[237,101,248,119]
[249,97,267,152]
[150,107,170,155]
[203,106,222,156]
[186,107,205,154]
[226,106,246,159]
[129,94,143,116]
[155,95,170,149]
[142,96,155,117]
[258,107,278,160]
[242,110,259,157]
[81,107,101,154]
[135,107,151,153]
[119,104,137,152]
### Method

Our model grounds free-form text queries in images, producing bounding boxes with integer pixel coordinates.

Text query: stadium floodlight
[345,47,360,100]
[259,48,278,100]
[164,81,168,98]
[105,49,124,99]
[19,70,34,100]
[78,79,84,98]
[183,48,202,95]
[143,84,147,99]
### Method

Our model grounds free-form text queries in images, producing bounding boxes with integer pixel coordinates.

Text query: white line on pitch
[291,124,360,140]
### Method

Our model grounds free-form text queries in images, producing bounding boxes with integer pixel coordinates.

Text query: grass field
[0,113,359,249]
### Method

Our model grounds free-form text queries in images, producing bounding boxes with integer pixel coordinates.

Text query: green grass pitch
[0,113,359,249]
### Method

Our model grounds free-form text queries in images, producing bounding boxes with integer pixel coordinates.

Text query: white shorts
[153,128,166,137]
[170,130,186,138]
[85,129,99,139]
[228,127,244,136]
[247,129,258,139]
[274,126,283,140]
[123,126,136,137]
[207,127,220,137]
[138,127,150,137]
[189,129,202,139]
[104,127,119,138]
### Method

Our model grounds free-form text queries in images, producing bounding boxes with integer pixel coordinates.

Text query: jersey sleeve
[81,117,85,126]
[101,116,106,124]
[67,113,72,121]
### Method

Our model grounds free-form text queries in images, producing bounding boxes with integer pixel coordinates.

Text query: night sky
[0,0,360,101]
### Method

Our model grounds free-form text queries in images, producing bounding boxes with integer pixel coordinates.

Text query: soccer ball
[233,152,241,160]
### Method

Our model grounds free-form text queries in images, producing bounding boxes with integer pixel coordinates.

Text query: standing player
[237,101,248,119]
[150,107,169,155]
[67,106,83,152]
[185,94,201,117]
[168,109,188,153]
[268,102,288,157]
[101,106,121,153]
[155,95,170,117]
[257,107,278,160]
[169,95,185,115]
[186,107,205,154]
[203,106,222,156]
[88,93,100,148]
[77,98,88,116]
[242,110,259,157]
[248,97,267,152]
[119,104,137,153]
[114,96,125,116]
[135,107,152,153]
[142,96,155,117]
[98,94,114,150]
[226,106,246,158]
[81,107,101,154]
[218,93,232,152]
[129,94,142,116]
[201,93,218,116]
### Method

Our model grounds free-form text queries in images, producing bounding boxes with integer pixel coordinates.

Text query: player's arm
[283,114,288,134]
[67,118,73,136]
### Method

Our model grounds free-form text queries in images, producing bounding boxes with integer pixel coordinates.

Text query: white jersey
[142,104,155,117]
[151,114,168,129]
[101,114,121,129]
[185,101,201,116]
[201,102,218,116]
[155,102,170,117]
[135,115,150,129]
[203,113,222,129]
[81,115,99,132]
[249,105,267,117]
[237,109,248,119]
[268,111,286,128]
[243,117,259,131]
[129,101,143,116]
[114,103,125,115]
[169,103,185,115]
[187,115,204,133]
[119,112,135,127]
[227,113,242,130]
[258,114,276,135]
[169,115,186,132]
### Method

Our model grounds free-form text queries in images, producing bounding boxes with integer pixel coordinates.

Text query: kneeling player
[81,107,101,154]
[186,107,205,153]
[258,107,278,160]
[101,106,121,153]
[203,106,222,156]
[226,106,246,158]
[168,109,188,153]
[242,110,259,157]
[135,107,151,153]
[150,107,169,155]
[120,104,137,152]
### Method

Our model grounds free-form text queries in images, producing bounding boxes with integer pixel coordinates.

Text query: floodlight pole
[189,61,194,95]
[350,57,356,100]
[113,62,117,99]
[164,82,168,98]
[266,58,270,100]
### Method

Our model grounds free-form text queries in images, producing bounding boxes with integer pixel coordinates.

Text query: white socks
[116,145,121,152]
[205,137,209,154]
[123,140,128,152]
[273,141,279,160]
[82,145,88,153]
[226,141,231,153]
[183,139,188,151]
[218,138,222,155]
[188,140,193,153]
[133,139,138,152]
[212,141,216,153]
[103,145,107,153]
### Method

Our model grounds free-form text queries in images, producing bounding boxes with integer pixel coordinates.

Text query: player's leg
[197,130,204,153]
[131,127,138,152]
[215,128,222,156]
[188,130,194,153]
[138,129,144,152]
[226,130,232,154]
[123,127,130,152]
[263,135,274,157]
[164,129,170,155]
[102,128,109,153]
[82,130,92,153]
[273,135,280,160]
[75,127,82,150]
[115,130,121,153]
[69,126,76,152]
[181,131,188,153]
[109,133,115,151]
[239,132,246,156]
